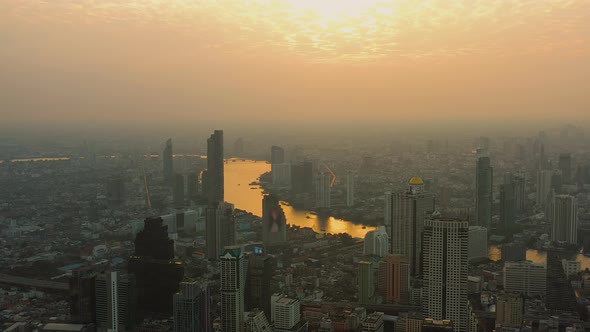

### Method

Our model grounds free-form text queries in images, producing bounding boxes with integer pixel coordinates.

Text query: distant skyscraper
[173,280,210,332]
[363,226,388,257]
[499,179,516,234]
[173,173,185,208]
[220,246,246,332]
[385,255,410,304]
[358,261,374,304]
[186,172,200,204]
[495,293,523,329]
[346,171,355,207]
[70,266,102,324]
[549,195,578,244]
[384,177,435,276]
[163,138,174,183]
[270,146,285,165]
[262,195,287,248]
[95,271,136,332]
[422,217,469,332]
[246,253,274,319]
[205,130,224,203]
[551,170,563,195]
[290,162,313,194]
[512,174,526,213]
[315,172,331,208]
[536,170,552,207]
[206,203,222,260]
[467,226,488,262]
[475,156,493,228]
[128,217,184,316]
[558,153,572,184]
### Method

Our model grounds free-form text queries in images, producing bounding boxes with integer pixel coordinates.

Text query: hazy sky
[1,0,589,131]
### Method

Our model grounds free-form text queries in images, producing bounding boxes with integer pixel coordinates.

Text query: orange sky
[1,0,589,130]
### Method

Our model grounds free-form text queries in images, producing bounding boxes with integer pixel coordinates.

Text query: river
[224,159,376,238]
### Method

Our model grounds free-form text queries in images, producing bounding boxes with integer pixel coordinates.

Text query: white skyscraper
[550,195,578,244]
[364,226,389,257]
[346,171,355,207]
[384,177,435,276]
[220,246,245,332]
[95,271,135,332]
[536,170,552,207]
[315,172,331,208]
[271,294,301,330]
[422,217,469,332]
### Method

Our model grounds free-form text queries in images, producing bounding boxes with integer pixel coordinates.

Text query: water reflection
[224,159,375,238]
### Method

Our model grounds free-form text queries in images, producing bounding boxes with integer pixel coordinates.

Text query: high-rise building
[95,271,136,332]
[467,226,488,262]
[290,162,313,194]
[361,312,384,332]
[536,170,552,207]
[358,261,374,304]
[186,172,200,204]
[173,280,210,332]
[128,217,184,316]
[173,173,185,208]
[244,309,273,332]
[205,130,224,203]
[262,194,287,248]
[422,217,469,332]
[315,172,331,208]
[512,174,526,213]
[546,251,578,316]
[70,266,103,324]
[385,255,410,304]
[271,146,285,165]
[220,246,246,332]
[271,294,302,331]
[551,170,563,195]
[549,195,578,244]
[206,202,235,260]
[499,180,516,234]
[246,254,274,319]
[558,153,572,184]
[364,226,388,257]
[163,138,174,183]
[495,293,523,329]
[475,156,493,228]
[384,177,435,276]
[346,171,355,207]
[503,261,546,296]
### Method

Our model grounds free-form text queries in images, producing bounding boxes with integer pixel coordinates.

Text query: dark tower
[163,138,174,184]
[246,253,274,320]
[205,130,224,203]
[128,217,184,317]
[173,173,185,208]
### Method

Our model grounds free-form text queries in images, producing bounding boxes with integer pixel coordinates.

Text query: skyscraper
[363,226,388,257]
[315,172,331,208]
[206,203,222,260]
[385,255,410,304]
[550,195,578,244]
[512,174,526,213]
[546,251,578,316]
[95,271,136,332]
[346,171,355,207]
[205,130,224,203]
[384,177,435,276]
[173,173,185,208]
[173,280,210,332]
[558,153,572,184]
[163,138,174,183]
[475,156,493,228]
[220,246,246,332]
[270,146,285,165]
[246,253,274,319]
[422,217,469,332]
[128,217,184,316]
[499,179,516,234]
[262,194,287,248]
[467,226,488,262]
[536,170,552,207]
[70,266,102,324]
[358,261,374,304]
